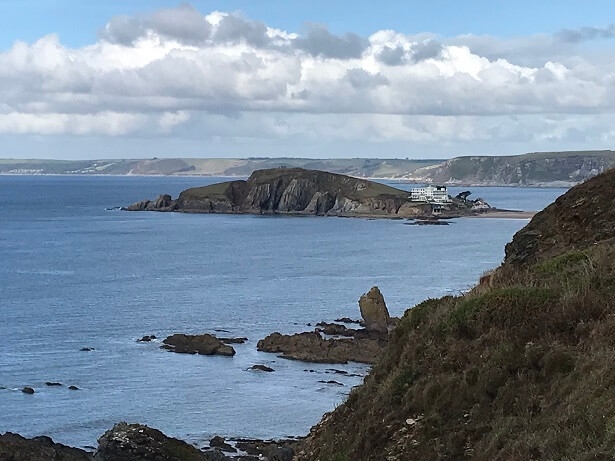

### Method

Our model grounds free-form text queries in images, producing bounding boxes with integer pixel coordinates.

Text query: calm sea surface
[0,175,567,449]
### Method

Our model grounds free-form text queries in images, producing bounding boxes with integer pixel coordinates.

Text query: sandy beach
[468,210,537,219]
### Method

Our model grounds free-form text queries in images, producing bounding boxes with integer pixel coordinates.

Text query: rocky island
[124,167,511,219]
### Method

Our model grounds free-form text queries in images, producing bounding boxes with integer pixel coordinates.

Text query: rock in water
[123,194,177,212]
[249,364,275,372]
[161,333,236,356]
[0,433,91,461]
[94,422,212,460]
[257,331,385,364]
[358,286,390,333]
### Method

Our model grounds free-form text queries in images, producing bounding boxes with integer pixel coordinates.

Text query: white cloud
[0,112,145,135]
[1,4,615,157]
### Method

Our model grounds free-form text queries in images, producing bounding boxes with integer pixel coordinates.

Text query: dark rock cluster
[161,333,236,356]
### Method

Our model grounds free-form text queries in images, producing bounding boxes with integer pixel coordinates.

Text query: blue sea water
[0,176,567,449]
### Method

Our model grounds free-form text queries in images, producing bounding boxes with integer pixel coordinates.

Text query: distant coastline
[1,150,612,187]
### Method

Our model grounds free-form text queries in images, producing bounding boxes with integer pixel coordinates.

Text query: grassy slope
[415,151,615,184]
[246,167,409,199]
[297,169,615,461]
[178,168,410,204]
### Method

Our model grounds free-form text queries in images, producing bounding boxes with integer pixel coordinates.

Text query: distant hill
[0,158,439,179]
[408,150,615,186]
[2,151,614,186]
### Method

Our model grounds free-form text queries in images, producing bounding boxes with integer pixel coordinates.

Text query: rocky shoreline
[2,286,394,460]
[0,424,298,461]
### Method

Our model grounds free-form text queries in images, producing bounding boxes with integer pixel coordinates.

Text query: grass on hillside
[300,242,615,460]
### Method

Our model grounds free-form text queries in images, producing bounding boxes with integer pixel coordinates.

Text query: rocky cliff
[126,168,435,218]
[409,150,615,186]
[295,168,615,460]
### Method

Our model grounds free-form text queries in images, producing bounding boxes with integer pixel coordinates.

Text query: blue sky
[1,1,615,159]
[3,0,614,47]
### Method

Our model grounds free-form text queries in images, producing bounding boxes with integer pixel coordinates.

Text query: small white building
[410,185,451,203]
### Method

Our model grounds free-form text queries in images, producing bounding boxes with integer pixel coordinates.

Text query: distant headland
[1,150,613,186]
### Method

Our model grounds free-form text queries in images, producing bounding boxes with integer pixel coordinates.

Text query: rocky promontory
[124,167,489,218]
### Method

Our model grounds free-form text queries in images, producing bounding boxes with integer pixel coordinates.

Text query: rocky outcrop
[123,194,177,212]
[161,334,235,356]
[504,166,615,266]
[257,331,386,364]
[359,286,391,333]
[257,287,394,364]
[126,168,439,218]
[0,432,92,461]
[93,422,212,461]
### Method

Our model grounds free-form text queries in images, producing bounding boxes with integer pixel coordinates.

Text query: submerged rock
[137,335,156,342]
[218,337,248,344]
[161,333,235,356]
[249,364,275,372]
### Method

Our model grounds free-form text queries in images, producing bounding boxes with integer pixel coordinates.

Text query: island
[124,167,524,219]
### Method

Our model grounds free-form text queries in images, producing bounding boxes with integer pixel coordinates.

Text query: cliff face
[296,168,615,460]
[410,151,615,186]
[128,168,433,218]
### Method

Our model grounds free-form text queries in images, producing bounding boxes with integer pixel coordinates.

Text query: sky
[1,1,615,160]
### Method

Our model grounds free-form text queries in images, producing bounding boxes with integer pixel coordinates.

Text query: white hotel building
[410,185,451,203]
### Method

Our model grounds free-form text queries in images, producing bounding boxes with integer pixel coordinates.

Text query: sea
[0,175,567,450]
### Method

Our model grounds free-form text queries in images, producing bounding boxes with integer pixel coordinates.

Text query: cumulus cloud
[212,14,271,47]
[2,3,615,156]
[557,24,615,43]
[376,45,407,66]
[293,24,367,59]
[100,3,212,45]
[412,39,443,62]
[343,69,389,89]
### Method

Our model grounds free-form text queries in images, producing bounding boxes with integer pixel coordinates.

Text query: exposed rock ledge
[124,167,488,218]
